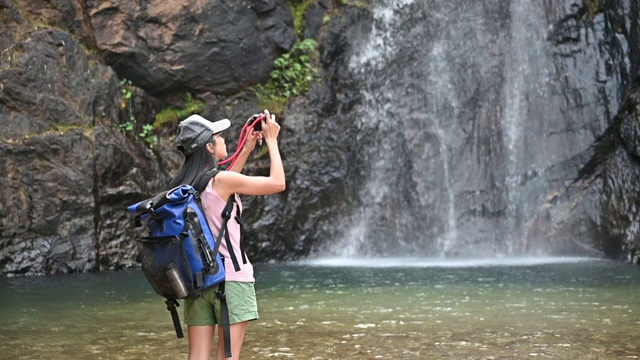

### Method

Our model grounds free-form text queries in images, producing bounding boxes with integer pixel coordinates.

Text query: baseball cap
[175,114,231,155]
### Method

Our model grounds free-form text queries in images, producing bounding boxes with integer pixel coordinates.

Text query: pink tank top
[200,182,254,282]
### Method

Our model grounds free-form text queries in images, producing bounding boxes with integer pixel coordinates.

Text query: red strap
[219,114,265,170]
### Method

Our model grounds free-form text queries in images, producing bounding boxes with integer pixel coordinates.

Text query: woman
[169,110,285,360]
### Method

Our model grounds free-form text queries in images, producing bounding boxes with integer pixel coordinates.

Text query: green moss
[340,0,369,8]
[153,93,204,130]
[5,122,94,143]
[289,1,311,38]
[49,121,84,132]
[585,0,603,19]
[255,95,288,114]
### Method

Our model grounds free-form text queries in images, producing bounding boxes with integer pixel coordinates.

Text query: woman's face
[212,132,227,160]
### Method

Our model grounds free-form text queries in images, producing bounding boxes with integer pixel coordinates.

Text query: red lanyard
[219,114,266,170]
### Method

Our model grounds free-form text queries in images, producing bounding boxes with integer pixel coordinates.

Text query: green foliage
[139,124,157,147]
[118,78,158,148]
[118,79,136,132]
[118,121,134,132]
[119,78,134,113]
[154,92,204,130]
[253,39,319,112]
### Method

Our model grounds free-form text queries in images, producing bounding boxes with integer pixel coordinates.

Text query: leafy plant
[120,78,134,109]
[118,79,136,133]
[118,78,158,148]
[139,124,158,146]
[254,38,319,112]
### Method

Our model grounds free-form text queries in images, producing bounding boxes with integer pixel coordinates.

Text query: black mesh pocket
[137,236,197,299]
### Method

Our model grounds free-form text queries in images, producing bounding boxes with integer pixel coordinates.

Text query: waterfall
[502,0,553,254]
[325,0,561,258]
[428,41,460,256]
[338,0,418,257]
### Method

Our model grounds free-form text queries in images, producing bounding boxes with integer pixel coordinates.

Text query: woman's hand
[243,130,263,152]
[261,109,280,143]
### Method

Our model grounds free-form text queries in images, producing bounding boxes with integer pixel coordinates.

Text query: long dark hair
[167,137,218,189]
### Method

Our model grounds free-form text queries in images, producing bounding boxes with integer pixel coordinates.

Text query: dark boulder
[86,0,296,97]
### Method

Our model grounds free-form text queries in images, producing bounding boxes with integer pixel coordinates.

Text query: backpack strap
[192,168,234,358]
[232,197,248,266]
[165,299,184,338]
[196,169,245,272]
[219,196,242,272]
[216,281,232,358]
[189,168,226,275]
[194,168,220,193]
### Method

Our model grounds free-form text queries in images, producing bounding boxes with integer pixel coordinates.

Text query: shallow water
[1,258,639,359]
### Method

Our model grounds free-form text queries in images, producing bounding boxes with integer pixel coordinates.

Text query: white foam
[298,256,600,268]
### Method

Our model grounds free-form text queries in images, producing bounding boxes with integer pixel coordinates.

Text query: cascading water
[502,0,553,254]
[427,41,460,256]
[320,0,612,259]
[337,0,429,258]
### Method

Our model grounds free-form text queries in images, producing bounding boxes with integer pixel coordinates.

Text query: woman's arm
[214,110,285,198]
[227,130,261,173]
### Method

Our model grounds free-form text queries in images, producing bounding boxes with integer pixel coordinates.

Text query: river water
[1,258,638,359]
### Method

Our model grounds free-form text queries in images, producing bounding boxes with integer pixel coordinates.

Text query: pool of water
[0,257,638,359]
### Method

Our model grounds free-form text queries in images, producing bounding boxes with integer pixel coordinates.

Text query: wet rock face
[282,0,640,261]
[525,0,640,261]
[0,11,168,275]
[85,0,296,97]
[0,25,115,274]
[602,87,640,259]
[0,30,114,138]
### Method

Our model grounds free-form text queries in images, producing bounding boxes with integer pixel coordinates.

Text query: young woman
[169,110,285,360]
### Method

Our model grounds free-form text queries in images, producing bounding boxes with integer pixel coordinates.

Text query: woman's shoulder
[210,170,243,199]
[213,169,249,184]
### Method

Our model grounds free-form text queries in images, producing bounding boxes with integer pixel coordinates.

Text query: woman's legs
[214,282,257,359]
[188,325,216,360]
[215,321,248,360]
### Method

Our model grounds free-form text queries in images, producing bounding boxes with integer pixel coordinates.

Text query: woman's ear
[206,142,215,153]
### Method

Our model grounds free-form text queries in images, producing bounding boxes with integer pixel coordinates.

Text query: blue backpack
[127,169,236,358]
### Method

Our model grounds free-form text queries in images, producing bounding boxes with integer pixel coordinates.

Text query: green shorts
[183,281,258,326]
